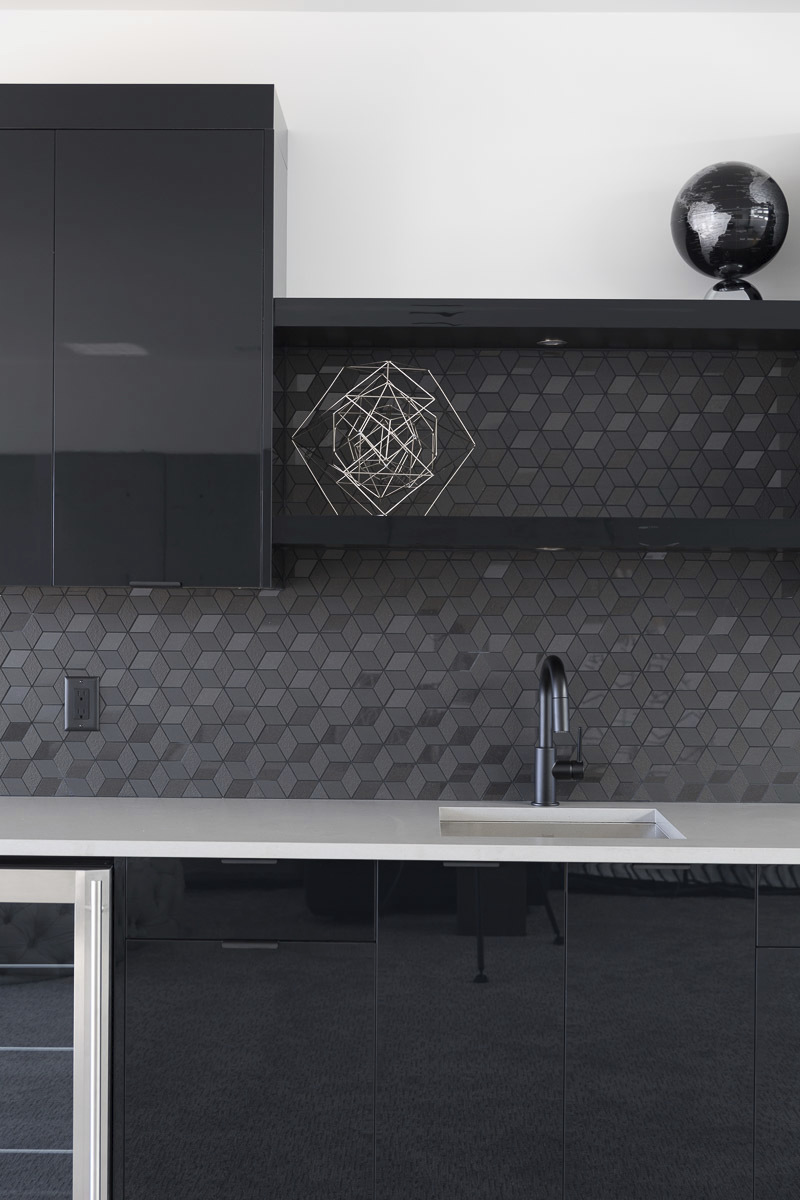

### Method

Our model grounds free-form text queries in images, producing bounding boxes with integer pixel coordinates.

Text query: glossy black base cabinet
[565,865,755,1200]
[124,939,374,1200]
[376,861,565,1200]
[755,950,800,1200]
[754,869,800,1197]
[755,866,800,1200]
[118,858,776,1200]
[122,858,376,1200]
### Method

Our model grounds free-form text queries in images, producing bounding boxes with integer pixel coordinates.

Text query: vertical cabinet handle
[74,870,110,1200]
[88,877,103,1200]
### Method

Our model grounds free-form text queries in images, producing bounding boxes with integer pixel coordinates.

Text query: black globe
[671,161,788,280]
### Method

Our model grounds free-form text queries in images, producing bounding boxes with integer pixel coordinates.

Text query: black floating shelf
[274,298,800,352]
[273,516,800,553]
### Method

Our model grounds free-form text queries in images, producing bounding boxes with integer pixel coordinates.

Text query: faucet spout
[538,655,569,747]
[533,654,583,806]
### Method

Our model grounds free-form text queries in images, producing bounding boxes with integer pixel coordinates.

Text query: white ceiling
[0,0,797,9]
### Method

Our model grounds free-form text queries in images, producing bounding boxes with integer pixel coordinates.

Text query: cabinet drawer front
[125,857,375,941]
[757,866,800,945]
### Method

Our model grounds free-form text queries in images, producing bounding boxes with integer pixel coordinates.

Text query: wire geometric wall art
[291,360,476,516]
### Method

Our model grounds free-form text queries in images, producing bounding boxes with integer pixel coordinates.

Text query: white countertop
[3,794,800,864]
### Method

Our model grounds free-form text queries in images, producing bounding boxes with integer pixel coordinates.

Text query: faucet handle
[553,727,585,782]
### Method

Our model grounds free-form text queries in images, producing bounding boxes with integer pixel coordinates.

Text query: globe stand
[705,277,762,301]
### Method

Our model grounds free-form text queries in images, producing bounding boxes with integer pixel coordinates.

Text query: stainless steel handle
[629,865,692,873]
[443,862,500,869]
[129,580,182,588]
[220,859,278,865]
[88,878,103,1200]
[221,941,279,951]
[73,869,110,1200]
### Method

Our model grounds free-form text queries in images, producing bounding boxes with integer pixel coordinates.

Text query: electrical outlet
[64,676,99,732]
[74,686,91,721]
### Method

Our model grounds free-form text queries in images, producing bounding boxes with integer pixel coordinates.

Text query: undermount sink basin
[439,806,685,841]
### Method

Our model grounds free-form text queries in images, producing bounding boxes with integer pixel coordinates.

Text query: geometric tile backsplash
[276,347,800,518]
[0,547,798,803]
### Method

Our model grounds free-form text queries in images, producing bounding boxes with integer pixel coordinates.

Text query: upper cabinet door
[53,130,265,586]
[0,132,54,584]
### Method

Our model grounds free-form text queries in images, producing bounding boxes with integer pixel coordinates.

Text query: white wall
[1,9,799,300]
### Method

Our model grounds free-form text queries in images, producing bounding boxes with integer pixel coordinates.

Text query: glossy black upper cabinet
[53,129,264,585]
[565,864,755,1200]
[0,132,54,583]
[0,85,286,587]
[376,861,565,1200]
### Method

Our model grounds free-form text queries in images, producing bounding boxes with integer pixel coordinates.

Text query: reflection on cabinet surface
[376,861,565,1200]
[124,939,375,1200]
[757,865,800,945]
[0,131,54,583]
[565,865,755,1200]
[53,130,264,585]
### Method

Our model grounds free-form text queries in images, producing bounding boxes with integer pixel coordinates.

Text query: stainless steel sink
[438,806,685,841]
